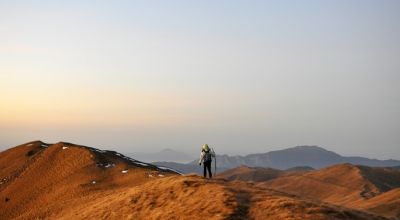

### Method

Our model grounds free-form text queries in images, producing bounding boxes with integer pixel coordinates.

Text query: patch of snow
[157,166,182,175]
[62,146,68,150]
[121,170,128,174]
[27,143,33,146]
[92,181,96,184]
[41,144,48,148]
[157,166,173,171]
[148,174,153,177]
[103,163,115,168]
[134,162,149,167]
[158,174,165,177]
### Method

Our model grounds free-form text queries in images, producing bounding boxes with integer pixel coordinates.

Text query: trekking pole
[212,148,217,176]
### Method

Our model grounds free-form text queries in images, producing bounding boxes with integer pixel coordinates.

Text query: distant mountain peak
[283,145,336,153]
[292,145,326,150]
[274,145,342,157]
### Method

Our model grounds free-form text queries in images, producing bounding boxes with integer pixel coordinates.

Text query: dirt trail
[228,189,252,220]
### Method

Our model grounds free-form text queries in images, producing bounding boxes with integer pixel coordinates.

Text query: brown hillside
[0,141,177,220]
[45,176,388,220]
[217,166,284,182]
[0,142,390,220]
[217,165,311,182]
[358,188,400,219]
[257,163,400,219]
[260,163,400,205]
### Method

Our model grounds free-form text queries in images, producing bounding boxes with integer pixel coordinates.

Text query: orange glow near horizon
[0,83,234,128]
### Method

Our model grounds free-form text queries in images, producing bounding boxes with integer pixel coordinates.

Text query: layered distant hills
[154,145,400,174]
[219,163,400,219]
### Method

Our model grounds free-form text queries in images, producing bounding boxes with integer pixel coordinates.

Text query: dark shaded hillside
[285,166,315,171]
[218,166,285,182]
[389,165,400,170]
[218,165,314,182]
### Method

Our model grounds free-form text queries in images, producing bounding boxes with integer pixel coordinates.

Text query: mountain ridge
[155,145,400,174]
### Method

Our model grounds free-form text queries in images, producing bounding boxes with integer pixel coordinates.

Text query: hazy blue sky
[1,1,399,159]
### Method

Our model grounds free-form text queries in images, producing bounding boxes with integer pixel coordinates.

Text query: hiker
[199,144,215,178]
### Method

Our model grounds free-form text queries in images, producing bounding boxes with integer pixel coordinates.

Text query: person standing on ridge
[199,144,215,178]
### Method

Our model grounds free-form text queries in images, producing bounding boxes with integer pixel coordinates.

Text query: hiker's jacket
[199,150,215,164]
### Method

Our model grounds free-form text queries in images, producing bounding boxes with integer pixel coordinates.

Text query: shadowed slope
[218,166,282,182]
[217,165,313,182]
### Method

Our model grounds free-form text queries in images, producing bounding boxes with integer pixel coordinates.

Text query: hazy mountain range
[154,145,400,174]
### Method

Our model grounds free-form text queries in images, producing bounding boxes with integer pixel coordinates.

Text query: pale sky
[1,1,399,159]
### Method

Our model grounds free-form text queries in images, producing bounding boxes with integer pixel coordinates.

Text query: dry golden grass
[0,142,393,220]
[358,188,400,219]
[253,163,400,219]
[0,141,174,220]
